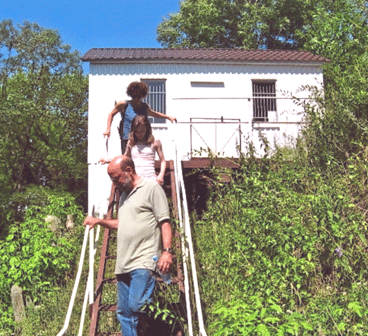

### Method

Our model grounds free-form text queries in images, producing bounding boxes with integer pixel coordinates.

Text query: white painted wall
[87,61,324,212]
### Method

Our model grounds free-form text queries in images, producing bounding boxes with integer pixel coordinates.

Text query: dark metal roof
[82,48,328,63]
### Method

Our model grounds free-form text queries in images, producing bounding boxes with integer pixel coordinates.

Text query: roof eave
[82,58,326,67]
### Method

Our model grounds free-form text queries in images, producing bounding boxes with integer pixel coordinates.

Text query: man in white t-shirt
[84,155,173,336]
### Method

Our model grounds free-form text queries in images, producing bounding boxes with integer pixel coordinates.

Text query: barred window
[252,80,276,121]
[142,79,166,124]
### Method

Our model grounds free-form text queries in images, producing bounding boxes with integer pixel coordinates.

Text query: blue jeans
[116,268,156,336]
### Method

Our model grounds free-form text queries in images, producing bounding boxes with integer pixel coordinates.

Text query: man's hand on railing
[84,215,99,230]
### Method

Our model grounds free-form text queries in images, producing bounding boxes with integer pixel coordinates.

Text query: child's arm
[155,139,166,186]
[103,100,127,138]
[124,140,132,157]
[147,107,177,123]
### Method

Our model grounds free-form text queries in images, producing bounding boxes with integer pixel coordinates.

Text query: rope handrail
[78,224,101,336]
[57,206,102,336]
[173,141,194,336]
[177,153,208,336]
[57,226,90,336]
[171,124,208,336]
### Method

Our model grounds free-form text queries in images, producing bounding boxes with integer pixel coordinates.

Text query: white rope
[176,149,208,336]
[170,122,207,336]
[57,225,89,336]
[173,139,194,336]
[78,270,91,336]
[58,202,103,336]
[89,228,94,305]
[78,223,101,336]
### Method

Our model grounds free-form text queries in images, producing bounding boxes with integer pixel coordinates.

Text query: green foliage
[157,0,343,49]
[146,298,185,332]
[210,295,313,336]
[17,276,90,336]
[144,239,187,335]
[0,20,81,82]
[0,191,85,333]
[0,20,88,231]
[300,0,368,165]
[193,151,368,335]
[303,0,367,66]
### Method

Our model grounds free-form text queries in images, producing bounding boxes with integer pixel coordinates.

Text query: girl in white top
[124,115,166,185]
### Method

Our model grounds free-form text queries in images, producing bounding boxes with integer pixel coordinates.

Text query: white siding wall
[87,62,324,212]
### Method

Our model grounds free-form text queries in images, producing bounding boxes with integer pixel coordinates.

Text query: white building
[82,48,327,211]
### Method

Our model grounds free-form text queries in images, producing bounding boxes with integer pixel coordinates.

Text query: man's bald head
[107,155,138,192]
[107,155,136,176]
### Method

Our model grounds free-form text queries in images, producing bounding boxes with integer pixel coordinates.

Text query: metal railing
[189,117,242,156]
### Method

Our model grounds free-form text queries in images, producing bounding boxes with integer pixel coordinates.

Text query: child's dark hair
[129,115,155,146]
[126,82,148,98]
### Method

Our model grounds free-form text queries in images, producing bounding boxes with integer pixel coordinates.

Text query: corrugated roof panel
[82,48,328,63]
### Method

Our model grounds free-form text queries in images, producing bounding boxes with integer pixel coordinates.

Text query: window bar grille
[252,82,276,121]
[143,81,166,123]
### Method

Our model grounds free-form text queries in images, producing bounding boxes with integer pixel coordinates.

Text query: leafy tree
[300,0,368,165]
[0,20,88,231]
[157,0,320,49]
[158,0,368,165]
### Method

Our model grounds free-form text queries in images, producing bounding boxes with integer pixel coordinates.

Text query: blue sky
[1,0,180,73]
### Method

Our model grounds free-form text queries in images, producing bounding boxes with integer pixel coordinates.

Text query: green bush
[193,152,368,335]
[19,281,89,336]
[0,190,85,333]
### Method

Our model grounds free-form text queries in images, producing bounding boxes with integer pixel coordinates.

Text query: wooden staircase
[88,160,185,336]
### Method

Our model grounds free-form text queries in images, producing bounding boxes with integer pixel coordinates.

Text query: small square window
[252,81,276,122]
[141,79,166,124]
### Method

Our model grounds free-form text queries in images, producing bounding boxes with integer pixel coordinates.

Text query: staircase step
[98,304,117,312]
